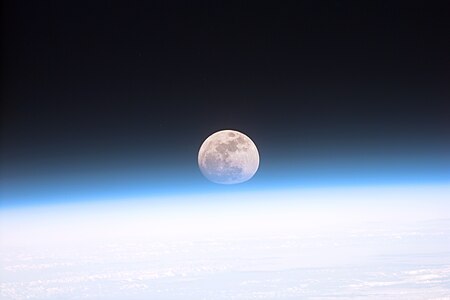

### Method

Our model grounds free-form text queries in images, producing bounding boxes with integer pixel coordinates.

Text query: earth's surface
[1,187,449,299]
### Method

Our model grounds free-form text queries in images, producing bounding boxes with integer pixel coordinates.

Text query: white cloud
[1,184,450,299]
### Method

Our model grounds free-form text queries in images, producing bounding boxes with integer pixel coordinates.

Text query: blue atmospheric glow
[1,146,449,207]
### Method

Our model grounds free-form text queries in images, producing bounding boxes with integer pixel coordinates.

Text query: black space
[1,1,450,178]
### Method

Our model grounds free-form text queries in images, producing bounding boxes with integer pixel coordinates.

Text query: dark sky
[1,1,449,205]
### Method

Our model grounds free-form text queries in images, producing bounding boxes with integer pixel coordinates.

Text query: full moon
[198,129,259,184]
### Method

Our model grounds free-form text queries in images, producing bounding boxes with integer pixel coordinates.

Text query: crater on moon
[198,129,259,184]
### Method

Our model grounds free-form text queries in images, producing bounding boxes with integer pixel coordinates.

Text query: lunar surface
[198,130,259,184]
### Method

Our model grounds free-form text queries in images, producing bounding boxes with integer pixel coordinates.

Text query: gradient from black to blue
[1,1,449,206]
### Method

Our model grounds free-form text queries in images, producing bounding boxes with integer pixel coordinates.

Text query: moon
[198,129,259,184]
